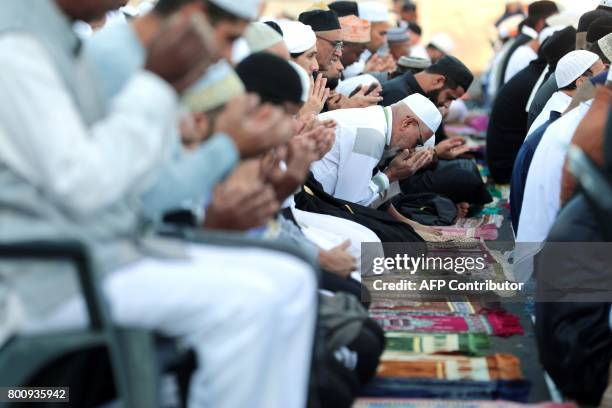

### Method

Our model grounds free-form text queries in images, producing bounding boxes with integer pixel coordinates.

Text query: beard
[314,71,340,90]
[426,89,442,107]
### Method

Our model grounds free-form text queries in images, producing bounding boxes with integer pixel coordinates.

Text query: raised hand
[384,149,435,183]
[215,94,295,159]
[145,13,218,94]
[261,137,318,202]
[434,137,473,160]
[203,180,279,231]
[342,84,383,108]
[318,241,357,278]
[299,73,330,117]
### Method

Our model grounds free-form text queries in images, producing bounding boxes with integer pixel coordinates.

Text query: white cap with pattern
[555,50,600,88]
[399,93,443,134]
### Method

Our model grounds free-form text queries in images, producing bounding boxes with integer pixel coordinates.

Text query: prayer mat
[383,333,490,356]
[352,398,577,407]
[369,300,480,315]
[360,378,531,402]
[371,311,523,337]
[454,215,504,229]
[433,226,499,241]
[377,353,524,381]
[370,313,491,334]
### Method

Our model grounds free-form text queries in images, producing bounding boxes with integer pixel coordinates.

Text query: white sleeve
[333,131,383,206]
[0,34,178,216]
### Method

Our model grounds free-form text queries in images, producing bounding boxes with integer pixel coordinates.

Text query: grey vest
[0,1,182,320]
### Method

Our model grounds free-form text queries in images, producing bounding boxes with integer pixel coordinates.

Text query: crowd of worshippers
[2,0,611,406]
[484,1,612,405]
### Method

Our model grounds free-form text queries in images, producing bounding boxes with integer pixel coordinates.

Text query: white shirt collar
[383,106,393,146]
[521,25,538,40]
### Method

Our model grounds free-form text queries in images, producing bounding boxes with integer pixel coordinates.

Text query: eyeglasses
[316,36,343,51]
[415,121,425,147]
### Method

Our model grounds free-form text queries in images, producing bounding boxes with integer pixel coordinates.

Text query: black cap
[541,26,577,71]
[299,9,341,31]
[407,21,422,36]
[328,1,359,17]
[427,55,474,91]
[527,1,559,20]
[236,53,304,105]
[578,9,610,33]
[587,16,612,43]
[402,1,417,12]
[264,20,283,36]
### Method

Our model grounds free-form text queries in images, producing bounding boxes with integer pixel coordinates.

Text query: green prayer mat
[384,333,490,356]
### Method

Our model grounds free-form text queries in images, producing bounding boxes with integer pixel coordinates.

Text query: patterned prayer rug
[383,333,490,356]
[352,398,577,407]
[377,353,523,381]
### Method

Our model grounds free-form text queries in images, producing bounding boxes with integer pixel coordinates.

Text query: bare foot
[456,202,470,220]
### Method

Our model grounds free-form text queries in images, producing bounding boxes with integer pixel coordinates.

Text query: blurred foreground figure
[0,1,318,407]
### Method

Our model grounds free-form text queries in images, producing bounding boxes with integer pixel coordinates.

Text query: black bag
[400,159,493,206]
[295,173,425,244]
[392,193,458,226]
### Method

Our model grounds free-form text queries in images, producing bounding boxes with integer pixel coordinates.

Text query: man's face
[341,42,367,67]
[400,10,417,23]
[57,0,124,22]
[390,41,411,62]
[315,29,343,71]
[428,85,465,109]
[214,20,249,62]
[368,22,390,53]
[294,46,320,74]
[392,116,433,150]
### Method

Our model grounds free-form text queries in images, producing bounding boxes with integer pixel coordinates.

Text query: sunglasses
[317,36,343,51]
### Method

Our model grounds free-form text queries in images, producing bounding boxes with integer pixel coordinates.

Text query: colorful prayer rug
[352,398,576,407]
[377,354,523,381]
[369,300,480,315]
[370,310,523,337]
[383,333,490,356]
[360,378,531,402]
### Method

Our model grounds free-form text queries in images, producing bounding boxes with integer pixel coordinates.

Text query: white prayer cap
[231,38,251,64]
[183,60,245,112]
[209,0,261,20]
[538,25,563,45]
[546,10,580,29]
[336,74,380,97]
[245,22,284,53]
[357,2,390,23]
[599,33,612,62]
[428,32,455,55]
[399,93,443,134]
[555,50,600,88]
[278,21,317,54]
[498,14,524,40]
[288,61,311,103]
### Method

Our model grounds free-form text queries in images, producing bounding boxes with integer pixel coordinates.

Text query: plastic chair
[0,241,164,408]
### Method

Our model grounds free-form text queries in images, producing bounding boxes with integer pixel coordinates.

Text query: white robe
[526,91,573,138]
[504,44,537,84]
[513,101,591,282]
[313,106,399,207]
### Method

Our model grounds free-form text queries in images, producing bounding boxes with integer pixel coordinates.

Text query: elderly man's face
[316,29,343,71]
[342,42,367,67]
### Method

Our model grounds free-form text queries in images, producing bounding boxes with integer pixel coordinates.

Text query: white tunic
[504,44,538,84]
[513,101,591,282]
[312,106,399,207]
[526,91,573,138]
